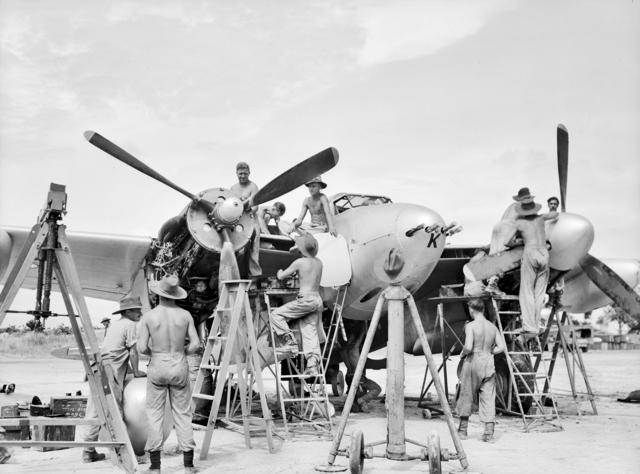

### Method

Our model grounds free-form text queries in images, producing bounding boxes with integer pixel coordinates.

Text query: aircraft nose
[547,212,595,271]
[391,205,446,291]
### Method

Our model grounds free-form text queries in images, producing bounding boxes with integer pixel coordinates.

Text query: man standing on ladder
[511,195,558,341]
[82,296,145,463]
[138,275,200,474]
[270,232,324,376]
[456,296,505,442]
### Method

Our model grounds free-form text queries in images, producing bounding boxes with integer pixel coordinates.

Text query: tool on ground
[316,284,468,474]
[0,184,137,473]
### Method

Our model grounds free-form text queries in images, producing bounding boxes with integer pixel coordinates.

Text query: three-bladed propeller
[556,125,640,318]
[84,130,339,283]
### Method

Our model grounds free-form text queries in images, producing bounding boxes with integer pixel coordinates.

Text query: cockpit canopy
[330,193,392,215]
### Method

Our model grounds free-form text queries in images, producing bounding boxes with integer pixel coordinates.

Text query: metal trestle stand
[316,283,469,474]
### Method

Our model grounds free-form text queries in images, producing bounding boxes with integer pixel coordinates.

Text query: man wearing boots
[138,275,200,473]
[456,296,504,442]
[82,296,145,463]
[270,232,324,376]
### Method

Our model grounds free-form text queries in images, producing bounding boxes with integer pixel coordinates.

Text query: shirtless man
[270,232,325,376]
[512,199,558,336]
[456,296,505,442]
[292,176,337,236]
[230,161,261,277]
[483,187,534,294]
[138,275,200,474]
[257,201,286,235]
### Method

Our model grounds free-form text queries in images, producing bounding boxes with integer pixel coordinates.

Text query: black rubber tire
[332,371,345,397]
[495,352,534,414]
[349,430,364,474]
[428,431,441,474]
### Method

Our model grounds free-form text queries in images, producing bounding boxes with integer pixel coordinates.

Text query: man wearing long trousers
[456,295,504,442]
[82,296,145,463]
[270,232,324,376]
[138,275,200,473]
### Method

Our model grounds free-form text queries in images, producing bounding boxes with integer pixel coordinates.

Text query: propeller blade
[84,130,200,203]
[252,147,339,206]
[580,253,640,319]
[557,124,568,212]
[218,229,240,293]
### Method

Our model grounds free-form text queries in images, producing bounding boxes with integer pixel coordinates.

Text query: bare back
[515,215,547,249]
[296,257,323,293]
[468,318,499,353]
[143,303,193,353]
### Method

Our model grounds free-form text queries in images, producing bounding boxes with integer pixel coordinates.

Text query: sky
[1,0,639,325]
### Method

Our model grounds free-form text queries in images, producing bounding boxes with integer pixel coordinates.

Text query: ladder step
[499,311,521,315]
[502,330,522,334]
[509,351,543,355]
[193,393,216,401]
[199,364,222,371]
[282,396,328,403]
[215,307,232,312]
[208,335,228,341]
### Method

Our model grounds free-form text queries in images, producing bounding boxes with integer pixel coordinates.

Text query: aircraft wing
[0,226,152,301]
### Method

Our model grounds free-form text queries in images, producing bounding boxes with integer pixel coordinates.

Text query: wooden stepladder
[263,287,345,438]
[488,296,562,431]
[535,303,597,416]
[0,184,137,473]
[192,280,275,460]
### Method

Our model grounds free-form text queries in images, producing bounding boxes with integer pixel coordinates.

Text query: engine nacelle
[0,228,12,281]
[547,212,594,271]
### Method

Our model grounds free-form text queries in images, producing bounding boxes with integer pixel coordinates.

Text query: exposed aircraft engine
[546,212,594,271]
[122,378,173,456]
[0,228,11,280]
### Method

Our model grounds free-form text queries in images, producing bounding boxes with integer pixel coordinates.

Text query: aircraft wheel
[349,430,365,474]
[427,431,441,474]
[422,408,432,419]
[332,371,345,397]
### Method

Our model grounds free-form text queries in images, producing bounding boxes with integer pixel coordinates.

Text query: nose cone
[547,212,594,271]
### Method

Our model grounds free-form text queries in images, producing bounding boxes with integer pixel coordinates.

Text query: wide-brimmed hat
[515,200,542,216]
[112,296,143,315]
[149,275,187,300]
[305,176,327,189]
[293,232,319,257]
[512,187,535,202]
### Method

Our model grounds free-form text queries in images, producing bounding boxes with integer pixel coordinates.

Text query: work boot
[276,332,299,356]
[185,467,199,474]
[481,422,495,442]
[485,277,505,297]
[303,355,321,378]
[82,449,106,463]
[457,416,469,440]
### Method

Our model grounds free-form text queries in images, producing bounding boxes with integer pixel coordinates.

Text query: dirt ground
[1,349,639,473]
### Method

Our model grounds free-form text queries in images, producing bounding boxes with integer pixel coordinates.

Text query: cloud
[355,0,515,66]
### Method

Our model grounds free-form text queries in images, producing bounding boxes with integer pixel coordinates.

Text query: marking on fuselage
[427,233,438,248]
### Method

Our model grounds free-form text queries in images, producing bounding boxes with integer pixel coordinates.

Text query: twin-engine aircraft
[1,126,639,424]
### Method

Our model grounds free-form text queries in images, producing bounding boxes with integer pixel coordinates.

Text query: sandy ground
[1,349,639,473]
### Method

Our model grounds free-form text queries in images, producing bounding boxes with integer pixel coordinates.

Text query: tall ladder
[535,302,597,416]
[264,287,339,438]
[0,184,137,473]
[488,295,562,431]
[192,280,275,460]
